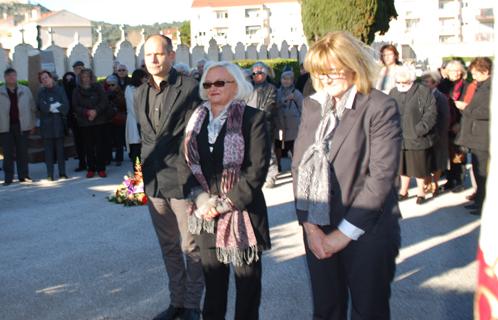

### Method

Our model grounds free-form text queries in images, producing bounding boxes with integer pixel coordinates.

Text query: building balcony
[476,8,494,23]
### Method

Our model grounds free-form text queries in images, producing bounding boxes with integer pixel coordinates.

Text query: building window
[246,25,261,36]
[405,18,420,30]
[245,8,260,18]
[439,35,455,43]
[439,17,454,27]
[439,0,452,10]
[216,11,228,19]
[214,28,228,37]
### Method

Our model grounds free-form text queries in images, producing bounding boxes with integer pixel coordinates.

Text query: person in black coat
[248,62,279,188]
[438,59,469,191]
[179,61,270,320]
[390,65,438,204]
[134,35,204,320]
[37,71,70,180]
[62,71,86,172]
[455,57,492,216]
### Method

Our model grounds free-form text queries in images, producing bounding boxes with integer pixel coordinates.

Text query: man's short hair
[4,67,16,76]
[146,34,173,53]
[72,61,84,68]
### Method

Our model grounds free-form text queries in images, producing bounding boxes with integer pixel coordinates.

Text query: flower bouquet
[108,160,148,206]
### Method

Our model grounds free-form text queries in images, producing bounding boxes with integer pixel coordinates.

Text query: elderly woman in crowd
[438,59,468,192]
[105,75,127,166]
[73,68,109,178]
[292,31,402,319]
[390,66,437,204]
[179,61,271,320]
[275,70,303,167]
[124,69,148,171]
[420,71,450,196]
[455,57,492,216]
[376,44,402,94]
[37,70,69,181]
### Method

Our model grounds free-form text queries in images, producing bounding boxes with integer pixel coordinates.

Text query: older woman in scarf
[178,61,271,320]
[275,70,304,168]
[292,31,402,319]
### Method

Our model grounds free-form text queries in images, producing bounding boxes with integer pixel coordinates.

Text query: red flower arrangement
[108,159,148,206]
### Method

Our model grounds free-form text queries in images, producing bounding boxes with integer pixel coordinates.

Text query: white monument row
[0,26,309,82]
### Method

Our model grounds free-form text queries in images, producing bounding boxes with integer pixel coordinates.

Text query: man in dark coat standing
[134,35,203,320]
[248,62,279,187]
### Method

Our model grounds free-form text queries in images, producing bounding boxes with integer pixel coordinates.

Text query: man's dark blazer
[292,89,402,233]
[178,106,272,250]
[134,68,201,198]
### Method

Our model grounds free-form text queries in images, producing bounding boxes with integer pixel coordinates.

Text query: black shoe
[153,305,185,320]
[464,204,478,210]
[182,308,201,320]
[469,210,482,216]
[398,193,408,201]
[74,166,86,172]
[451,185,465,193]
[47,176,55,181]
[60,174,68,179]
[416,196,425,205]
[19,177,33,183]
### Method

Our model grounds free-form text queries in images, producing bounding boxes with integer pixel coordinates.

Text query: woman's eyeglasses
[202,80,234,89]
[252,71,265,76]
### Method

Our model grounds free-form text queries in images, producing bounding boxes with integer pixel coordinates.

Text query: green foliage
[234,59,300,83]
[0,80,29,87]
[0,3,49,24]
[301,0,397,44]
[179,21,191,46]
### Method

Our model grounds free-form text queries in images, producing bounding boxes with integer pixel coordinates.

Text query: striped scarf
[184,100,259,266]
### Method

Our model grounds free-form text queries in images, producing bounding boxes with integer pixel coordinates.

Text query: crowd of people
[0,31,492,320]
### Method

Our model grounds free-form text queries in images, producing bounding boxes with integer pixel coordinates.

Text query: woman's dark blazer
[292,89,402,233]
[179,105,272,250]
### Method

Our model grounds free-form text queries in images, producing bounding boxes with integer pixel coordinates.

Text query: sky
[34,0,193,25]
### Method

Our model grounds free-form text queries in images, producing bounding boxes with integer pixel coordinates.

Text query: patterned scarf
[295,95,337,226]
[184,99,259,266]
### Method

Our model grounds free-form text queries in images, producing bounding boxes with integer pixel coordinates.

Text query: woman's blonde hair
[304,31,378,94]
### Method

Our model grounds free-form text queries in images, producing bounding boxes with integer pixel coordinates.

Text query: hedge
[0,80,29,86]
[234,58,300,84]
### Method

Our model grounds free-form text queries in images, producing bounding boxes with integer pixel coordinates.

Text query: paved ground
[0,158,479,319]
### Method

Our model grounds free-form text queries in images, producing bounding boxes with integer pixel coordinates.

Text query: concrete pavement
[0,159,479,319]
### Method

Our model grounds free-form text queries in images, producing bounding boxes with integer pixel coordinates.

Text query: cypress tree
[301,0,397,44]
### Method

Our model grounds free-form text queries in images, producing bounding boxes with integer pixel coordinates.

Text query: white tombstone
[290,45,299,61]
[280,41,290,59]
[191,45,206,66]
[45,44,66,79]
[299,44,308,63]
[135,29,146,69]
[207,39,219,62]
[247,44,258,60]
[92,44,114,78]
[269,44,280,59]
[0,46,9,82]
[258,44,268,60]
[234,42,245,60]
[220,45,234,62]
[68,33,91,72]
[176,44,191,67]
[11,43,34,81]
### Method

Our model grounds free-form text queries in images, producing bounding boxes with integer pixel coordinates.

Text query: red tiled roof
[192,0,297,8]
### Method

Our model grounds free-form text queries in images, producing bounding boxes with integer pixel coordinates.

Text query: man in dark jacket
[134,34,203,320]
[455,57,492,216]
[248,62,279,187]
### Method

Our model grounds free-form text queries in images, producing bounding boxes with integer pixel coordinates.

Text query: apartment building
[375,0,495,68]
[190,0,306,48]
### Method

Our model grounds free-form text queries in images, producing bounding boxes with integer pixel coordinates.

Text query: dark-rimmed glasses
[202,80,235,89]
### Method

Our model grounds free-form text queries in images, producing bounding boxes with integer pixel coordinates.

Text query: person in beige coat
[0,68,36,185]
